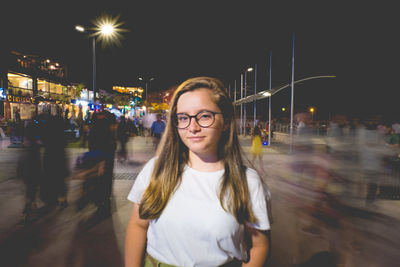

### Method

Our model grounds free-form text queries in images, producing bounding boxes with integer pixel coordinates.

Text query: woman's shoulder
[244,167,263,186]
[139,156,158,174]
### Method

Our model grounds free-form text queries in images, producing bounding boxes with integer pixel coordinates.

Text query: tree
[73,83,86,99]
[113,94,132,114]
[113,94,131,107]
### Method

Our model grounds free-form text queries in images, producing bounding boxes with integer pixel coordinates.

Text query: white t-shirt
[127,157,270,267]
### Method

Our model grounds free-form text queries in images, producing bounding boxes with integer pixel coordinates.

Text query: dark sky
[4,1,399,119]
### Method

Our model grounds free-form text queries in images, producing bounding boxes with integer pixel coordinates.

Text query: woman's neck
[188,151,224,172]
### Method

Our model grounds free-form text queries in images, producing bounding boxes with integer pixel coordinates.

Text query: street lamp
[309,107,315,122]
[75,15,124,107]
[243,66,254,135]
[138,77,155,114]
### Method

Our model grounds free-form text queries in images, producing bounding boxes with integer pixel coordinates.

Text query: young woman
[125,77,270,267]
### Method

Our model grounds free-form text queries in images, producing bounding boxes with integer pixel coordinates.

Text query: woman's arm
[242,226,269,267]
[125,203,150,267]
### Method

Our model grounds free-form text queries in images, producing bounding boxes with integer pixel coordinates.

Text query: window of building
[55,84,63,95]
[7,73,33,89]
[37,79,49,92]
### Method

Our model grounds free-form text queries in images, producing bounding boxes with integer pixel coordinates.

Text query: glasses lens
[176,114,190,129]
[196,111,214,127]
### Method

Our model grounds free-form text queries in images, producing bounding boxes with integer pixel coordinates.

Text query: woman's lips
[188,136,205,141]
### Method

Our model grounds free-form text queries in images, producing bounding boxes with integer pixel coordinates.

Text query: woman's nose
[188,117,201,132]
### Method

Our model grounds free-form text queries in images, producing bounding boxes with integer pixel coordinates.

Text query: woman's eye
[178,116,188,121]
[200,114,212,119]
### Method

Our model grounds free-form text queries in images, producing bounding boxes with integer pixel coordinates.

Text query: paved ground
[0,135,399,267]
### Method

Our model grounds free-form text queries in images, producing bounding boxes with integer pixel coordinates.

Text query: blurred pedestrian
[138,116,144,136]
[13,108,23,144]
[117,116,129,163]
[150,113,165,149]
[142,113,155,143]
[40,108,69,208]
[70,109,77,132]
[64,108,69,121]
[86,108,117,217]
[125,77,270,267]
[355,120,383,205]
[246,122,251,135]
[15,108,21,123]
[251,123,265,173]
[19,115,42,222]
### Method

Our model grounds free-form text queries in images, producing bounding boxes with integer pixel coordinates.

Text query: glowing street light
[100,24,114,35]
[74,14,126,106]
[75,25,85,32]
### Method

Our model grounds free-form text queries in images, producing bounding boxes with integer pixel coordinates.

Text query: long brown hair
[139,76,257,224]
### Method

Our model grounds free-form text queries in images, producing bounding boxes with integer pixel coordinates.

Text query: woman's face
[176,88,225,158]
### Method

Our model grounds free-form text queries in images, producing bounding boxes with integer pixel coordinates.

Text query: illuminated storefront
[36,79,71,116]
[112,86,143,97]
[1,50,74,121]
[5,72,36,120]
[1,72,74,120]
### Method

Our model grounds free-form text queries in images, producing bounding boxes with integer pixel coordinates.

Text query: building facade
[0,50,83,121]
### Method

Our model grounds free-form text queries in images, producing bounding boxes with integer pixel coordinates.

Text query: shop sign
[7,94,34,103]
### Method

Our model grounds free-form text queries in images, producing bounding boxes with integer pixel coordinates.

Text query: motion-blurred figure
[150,113,165,149]
[355,120,384,205]
[117,116,129,163]
[40,109,69,208]
[143,113,156,143]
[86,108,117,217]
[251,123,265,173]
[19,114,42,222]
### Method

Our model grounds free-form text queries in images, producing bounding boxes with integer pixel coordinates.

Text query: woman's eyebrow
[176,109,213,114]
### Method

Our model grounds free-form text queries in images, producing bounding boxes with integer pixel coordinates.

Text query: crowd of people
[12,104,167,224]
[18,107,70,221]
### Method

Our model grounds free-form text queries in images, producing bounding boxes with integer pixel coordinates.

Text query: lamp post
[244,67,254,135]
[289,32,295,153]
[268,50,272,146]
[75,18,120,107]
[138,77,155,114]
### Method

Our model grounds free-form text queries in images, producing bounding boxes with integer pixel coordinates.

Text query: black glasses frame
[175,110,223,129]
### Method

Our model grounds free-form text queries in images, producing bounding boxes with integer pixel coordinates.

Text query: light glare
[263,92,271,97]
[75,25,85,32]
[101,24,114,35]
[90,14,128,48]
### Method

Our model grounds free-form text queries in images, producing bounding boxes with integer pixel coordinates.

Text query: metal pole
[240,74,243,135]
[268,51,272,146]
[244,71,247,135]
[145,82,148,114]
[289,33,295,153]
[145,82,148,103]
[234,79,237,133]
[234,80,237,102]
[253,63,257,126]
[92,37,96,105]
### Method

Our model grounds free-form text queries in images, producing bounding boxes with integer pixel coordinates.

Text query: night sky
[4,1,399,120]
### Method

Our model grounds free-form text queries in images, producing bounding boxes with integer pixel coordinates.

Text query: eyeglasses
[175,110,223,129]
